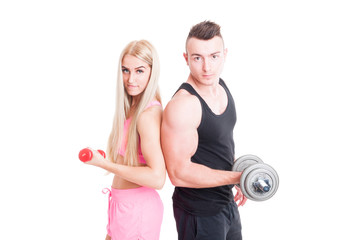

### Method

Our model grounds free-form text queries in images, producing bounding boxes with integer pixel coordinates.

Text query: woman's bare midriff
[111,155,145,189]
[111,175,142,189]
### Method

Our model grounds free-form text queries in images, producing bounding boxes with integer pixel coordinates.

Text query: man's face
[184,36,227,85]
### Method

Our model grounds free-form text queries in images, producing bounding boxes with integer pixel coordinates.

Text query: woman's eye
[122,68,129,73]
[136,70,144,74]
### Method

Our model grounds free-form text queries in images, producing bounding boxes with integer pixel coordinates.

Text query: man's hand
[234,185,247,207]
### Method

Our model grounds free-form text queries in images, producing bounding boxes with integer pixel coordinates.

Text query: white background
[1,0,360,239]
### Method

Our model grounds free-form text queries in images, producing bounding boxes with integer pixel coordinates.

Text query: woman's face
[122,54,151,97]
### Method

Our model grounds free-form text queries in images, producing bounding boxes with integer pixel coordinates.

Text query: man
[161,21,247,240]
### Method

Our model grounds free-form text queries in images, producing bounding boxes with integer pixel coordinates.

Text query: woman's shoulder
[138,99,162,125]
[146,100,162,108]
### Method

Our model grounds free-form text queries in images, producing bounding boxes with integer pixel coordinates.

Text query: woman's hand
[83,148,106,168]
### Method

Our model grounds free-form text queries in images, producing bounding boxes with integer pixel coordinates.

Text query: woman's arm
[86,105,166,190]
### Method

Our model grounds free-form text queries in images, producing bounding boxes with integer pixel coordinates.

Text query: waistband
[103,186,157,203]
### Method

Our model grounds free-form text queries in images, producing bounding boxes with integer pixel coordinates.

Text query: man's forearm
[168,161,241,188]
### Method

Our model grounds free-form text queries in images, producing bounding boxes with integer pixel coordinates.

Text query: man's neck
[187,74,221,98]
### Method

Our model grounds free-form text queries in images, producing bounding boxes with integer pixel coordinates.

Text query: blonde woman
[84,40,165,240]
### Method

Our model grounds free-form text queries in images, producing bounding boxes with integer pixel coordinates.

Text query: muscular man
[161,21,247,240]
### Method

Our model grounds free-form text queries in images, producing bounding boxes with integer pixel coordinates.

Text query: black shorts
[173,201,242,240]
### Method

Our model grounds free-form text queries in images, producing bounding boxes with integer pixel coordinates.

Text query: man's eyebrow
[190,51,221,57]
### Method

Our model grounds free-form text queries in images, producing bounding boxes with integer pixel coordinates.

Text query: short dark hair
[186,20,223,42]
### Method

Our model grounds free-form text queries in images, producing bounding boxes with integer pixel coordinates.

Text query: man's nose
[203,59,210,72]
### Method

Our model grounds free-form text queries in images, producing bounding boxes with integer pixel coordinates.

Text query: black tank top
[172,78,237,216]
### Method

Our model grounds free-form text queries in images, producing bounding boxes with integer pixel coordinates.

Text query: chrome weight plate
[241,163,279,201]
[232,155,263,172]
[232,155,263,188]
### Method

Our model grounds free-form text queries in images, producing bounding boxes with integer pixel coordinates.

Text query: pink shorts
[103,187,163,240]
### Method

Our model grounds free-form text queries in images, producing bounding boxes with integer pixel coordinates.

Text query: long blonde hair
[107,40,161,166]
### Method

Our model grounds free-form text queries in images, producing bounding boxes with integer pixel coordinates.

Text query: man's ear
[224,48,228,61]
[183,52,189,66]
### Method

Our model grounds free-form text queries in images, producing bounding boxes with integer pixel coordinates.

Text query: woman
[84,40,165,240]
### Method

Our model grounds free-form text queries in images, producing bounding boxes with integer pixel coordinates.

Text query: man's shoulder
[168,89,199,110]
[163,89,201,126]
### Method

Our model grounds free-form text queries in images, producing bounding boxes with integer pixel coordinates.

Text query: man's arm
[161,92,242,188]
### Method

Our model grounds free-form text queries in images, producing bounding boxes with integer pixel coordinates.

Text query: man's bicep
[162,115,197,159]
[161,114,198,186]
[161,103,198,168]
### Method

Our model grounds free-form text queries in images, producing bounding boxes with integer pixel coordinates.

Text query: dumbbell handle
[79,148,106,162]
[253,179,270,192]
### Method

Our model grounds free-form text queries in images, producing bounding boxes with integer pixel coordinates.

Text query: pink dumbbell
[79,148,106,162]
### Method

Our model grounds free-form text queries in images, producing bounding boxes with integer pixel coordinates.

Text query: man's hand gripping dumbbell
[232,155,279,201]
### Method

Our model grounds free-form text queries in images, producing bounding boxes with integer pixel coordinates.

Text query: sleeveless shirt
[172,78,237,216]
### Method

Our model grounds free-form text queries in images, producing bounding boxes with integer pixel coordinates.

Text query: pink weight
[79,148,106,162]
[79,148,92,162]
[97,149,106,158]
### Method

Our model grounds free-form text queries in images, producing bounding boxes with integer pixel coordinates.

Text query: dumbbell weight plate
[232,155,264,188]
[232,155,264,172]
[241,163,279,201]
[79,148,93,162]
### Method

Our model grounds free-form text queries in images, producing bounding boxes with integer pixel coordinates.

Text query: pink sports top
[118,100,161,164]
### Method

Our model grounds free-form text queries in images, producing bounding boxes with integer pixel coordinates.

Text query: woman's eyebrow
[121,65,146,69]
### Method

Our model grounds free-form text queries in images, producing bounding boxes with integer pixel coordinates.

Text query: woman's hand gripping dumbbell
[232,155,279,201]
[78,148,106,166]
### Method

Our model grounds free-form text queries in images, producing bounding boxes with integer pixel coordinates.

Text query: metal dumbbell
[232,155,279,201]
